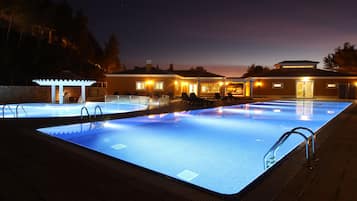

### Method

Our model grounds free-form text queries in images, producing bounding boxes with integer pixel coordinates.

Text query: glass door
[296,80,314,98]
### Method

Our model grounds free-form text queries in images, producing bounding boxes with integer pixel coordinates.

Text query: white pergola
[33,79,96,104]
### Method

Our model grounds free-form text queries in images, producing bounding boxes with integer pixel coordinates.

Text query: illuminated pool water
[1,102,147,118]
[37,100,351,195]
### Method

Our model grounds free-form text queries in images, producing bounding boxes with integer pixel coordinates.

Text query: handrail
[291,127,315,155]
[15,104,27,118]
[2,104,16,118]
[264,131,309,169]
[93,105,103,118]
[80,106,90,120]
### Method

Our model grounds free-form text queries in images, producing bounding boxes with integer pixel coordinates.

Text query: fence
[105,95,170,107]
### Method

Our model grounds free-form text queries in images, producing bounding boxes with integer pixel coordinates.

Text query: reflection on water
[296,101,313,120]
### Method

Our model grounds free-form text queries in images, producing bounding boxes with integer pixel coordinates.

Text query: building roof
[113,67,175,75]
[252,68,356,77]
[274,60,320,69]
[173,70,224,77]
[277,60,320,65]
[109,67,224,78]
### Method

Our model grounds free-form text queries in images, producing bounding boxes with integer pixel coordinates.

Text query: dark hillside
[0,0,120,85]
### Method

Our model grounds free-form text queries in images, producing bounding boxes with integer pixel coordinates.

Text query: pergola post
[59,84,64,104]
[51,85,56,103]
[81,85,86,103]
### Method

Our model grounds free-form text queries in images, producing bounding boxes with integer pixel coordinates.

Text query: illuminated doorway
[189,83,197,95]
[296,80,314,98]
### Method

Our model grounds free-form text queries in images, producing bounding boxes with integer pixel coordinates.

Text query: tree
[324,42,357,73]
[0,0,107,83]
[242,64,270,77]
[0,0,29,44]
[103,34,121,73]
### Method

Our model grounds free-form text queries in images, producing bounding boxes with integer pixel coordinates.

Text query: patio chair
[214,93,222,100]
[181,92,191,104]
[189,93,213,106]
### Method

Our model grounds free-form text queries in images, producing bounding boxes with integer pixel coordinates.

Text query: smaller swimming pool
[1,102,147,118]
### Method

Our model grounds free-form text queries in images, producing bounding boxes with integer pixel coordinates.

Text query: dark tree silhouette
[324,42,357,73]
[242,64,270,77]
[0,0,108,84]
[103,34,121,73]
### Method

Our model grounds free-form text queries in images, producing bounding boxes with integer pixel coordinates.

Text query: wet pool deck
[0,99,356,201]
[271,100,357,201]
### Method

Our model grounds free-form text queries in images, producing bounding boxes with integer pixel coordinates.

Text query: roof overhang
[248,76,357,80]
[105,74,224,80]
[105,74,181,78]
[181,77,225,80]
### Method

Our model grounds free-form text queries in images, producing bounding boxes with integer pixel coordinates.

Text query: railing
[93,105,103,118]
[15,104,27,118]
[80,106,90,120]
[150,95,170,107]
[264,127,315,169]
[2,104,15,118]
[105,95,150,105]
[291,127,315,155]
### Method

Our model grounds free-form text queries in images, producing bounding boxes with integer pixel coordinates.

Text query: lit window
[327,83,336,88]
[201,86,207,92]
[272,82,283,88]
[200,83,220,93]
[154,81,164,90]
[136,81,145,90]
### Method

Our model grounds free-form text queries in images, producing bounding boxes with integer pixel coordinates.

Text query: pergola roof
[33,79,96,86]
[32,79,96,104]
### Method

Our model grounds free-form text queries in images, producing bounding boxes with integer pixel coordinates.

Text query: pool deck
[0,99,356,201]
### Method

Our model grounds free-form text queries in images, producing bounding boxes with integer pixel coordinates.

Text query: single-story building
[105,64,225,98]
[228,60,357,99]
[106,60,357,99]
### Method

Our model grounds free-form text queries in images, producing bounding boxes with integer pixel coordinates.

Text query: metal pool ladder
[264,127,316,169]
[80,106,90,119]
[2,104,15,118]
[93,105,103,118]
[15,104,27,118]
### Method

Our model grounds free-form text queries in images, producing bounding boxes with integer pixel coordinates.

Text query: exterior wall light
[146,80,154,85]
[301,77,310,82]
[255,81,263,87]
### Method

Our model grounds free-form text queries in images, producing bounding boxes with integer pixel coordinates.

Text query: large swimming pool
[1,102,147,118]
[37,100,351,195]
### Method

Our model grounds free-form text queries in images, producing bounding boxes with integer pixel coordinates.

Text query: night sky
[66,0,357,76]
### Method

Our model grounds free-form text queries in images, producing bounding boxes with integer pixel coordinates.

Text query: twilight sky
[66,0,357,76]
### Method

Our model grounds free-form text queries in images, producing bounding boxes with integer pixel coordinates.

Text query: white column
[59,84,64,104]
[51,85,56,103]
[81,85,86,103]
